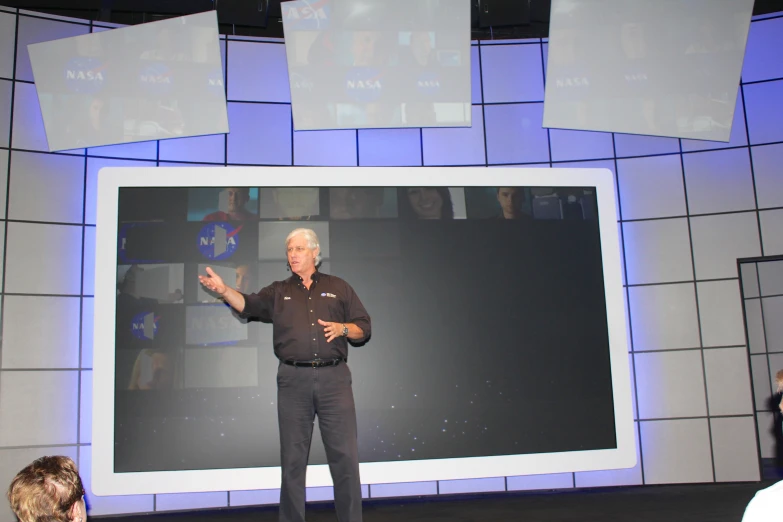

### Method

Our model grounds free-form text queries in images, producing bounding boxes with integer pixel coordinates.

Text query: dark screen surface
[114,185,615,472]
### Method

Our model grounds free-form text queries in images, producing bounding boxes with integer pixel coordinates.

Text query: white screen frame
[93,166,634,495]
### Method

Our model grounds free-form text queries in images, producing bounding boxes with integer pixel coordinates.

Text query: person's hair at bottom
[7,455,85,522]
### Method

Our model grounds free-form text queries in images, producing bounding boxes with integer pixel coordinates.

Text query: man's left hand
[318,319,345,343]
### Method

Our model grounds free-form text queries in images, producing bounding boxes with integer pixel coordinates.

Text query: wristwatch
[342,324,349,337]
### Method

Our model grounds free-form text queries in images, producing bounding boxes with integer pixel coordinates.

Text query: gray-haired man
[199,228,370,522]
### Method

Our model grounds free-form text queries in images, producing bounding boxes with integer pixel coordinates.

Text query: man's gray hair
[285,228,321,265]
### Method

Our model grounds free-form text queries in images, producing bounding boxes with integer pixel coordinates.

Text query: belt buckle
[311,360,319,368]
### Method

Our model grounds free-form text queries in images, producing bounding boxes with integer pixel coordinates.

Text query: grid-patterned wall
[740,258,783,461]
[1,5,782,519]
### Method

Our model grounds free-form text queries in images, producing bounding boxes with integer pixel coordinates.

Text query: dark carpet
[98,481,775,522]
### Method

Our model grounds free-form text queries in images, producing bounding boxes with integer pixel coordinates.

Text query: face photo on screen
[235,263,255,293]
[42,94,125,148]
[329,187,397,219]
[398,187,455,220]
[399,31,435,67]
[258,187,324,220]
[126,349,179,390]
[118,264,184,303]
[188,187,259,221]
[348,31,384,66]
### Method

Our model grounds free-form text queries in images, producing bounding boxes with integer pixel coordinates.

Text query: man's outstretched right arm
[219,286,246,313]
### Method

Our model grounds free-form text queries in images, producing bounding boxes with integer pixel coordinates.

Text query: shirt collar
[291,269,320,284]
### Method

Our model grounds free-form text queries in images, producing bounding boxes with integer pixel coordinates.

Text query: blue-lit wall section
[1,5,783,519]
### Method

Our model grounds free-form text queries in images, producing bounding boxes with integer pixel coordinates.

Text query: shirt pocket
[322,296,344,322]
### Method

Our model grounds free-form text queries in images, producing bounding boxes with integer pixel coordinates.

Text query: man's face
[287,235,318,275]
[497,187,523,217]
[226,188,248,213]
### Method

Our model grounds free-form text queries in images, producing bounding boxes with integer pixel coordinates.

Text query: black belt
[283,358,343,368]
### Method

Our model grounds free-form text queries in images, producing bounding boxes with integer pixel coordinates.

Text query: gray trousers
[277,361,362,522]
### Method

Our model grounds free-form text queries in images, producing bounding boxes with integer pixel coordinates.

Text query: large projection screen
[543,0,754,142]
[93,167,634,495]
[27,11,228,152]
[281,0,472,130]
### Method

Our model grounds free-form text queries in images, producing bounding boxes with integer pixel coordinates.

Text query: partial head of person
[410,31,433,65]
[235,264,254,293]
[330,187,385,219]
[117,264,142,296]
[496,187,525,219]
[285,228,321,277]
[225,187,250,213]
[347,187,384,218]
[776,369,783,413]
[401,187,454,219]
[7,455,86,522]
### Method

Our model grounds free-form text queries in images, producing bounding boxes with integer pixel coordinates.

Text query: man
[198,228,370,522]
[496,187,527,219]
[203,187,256,221]
[7,456,87,522]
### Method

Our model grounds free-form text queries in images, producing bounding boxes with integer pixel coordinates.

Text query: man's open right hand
[198,266,227,296]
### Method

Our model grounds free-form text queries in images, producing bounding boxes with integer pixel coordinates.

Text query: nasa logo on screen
[131,312,159,340]
[345,68,383,102]
[207,69,224,96]
[117,224,166,263]
[553,64,591,90]
[291,72,314,92]
[197,223,241,261]
[64,57,106,94]
[417,71,441,96]
[139,63,173,94]
[283,0,330,30]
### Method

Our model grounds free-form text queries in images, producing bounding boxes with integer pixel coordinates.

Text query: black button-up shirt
[239,271,371,361]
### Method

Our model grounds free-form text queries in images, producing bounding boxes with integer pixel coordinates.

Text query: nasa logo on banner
[345,68,383,103]
[131,311,159,340]
[283,0,330,30]
[417,70,441,96]
[197,222,241,261]
[139,62,173,94]
[64,57,106,94]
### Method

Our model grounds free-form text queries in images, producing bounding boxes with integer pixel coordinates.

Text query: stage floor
[99,481,773,522]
